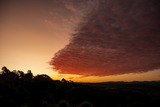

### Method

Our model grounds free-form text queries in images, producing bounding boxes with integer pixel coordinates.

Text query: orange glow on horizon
[51,69,160,83]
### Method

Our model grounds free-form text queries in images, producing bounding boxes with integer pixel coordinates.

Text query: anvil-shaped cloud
[50,0,160,76]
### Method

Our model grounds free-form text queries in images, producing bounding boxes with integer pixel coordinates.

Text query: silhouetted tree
[17,70,25,79]
[24,70,33,81]
[61,78,67,83]
[0,66,19,83]
[1,66,10,74]
[33,74,52,82]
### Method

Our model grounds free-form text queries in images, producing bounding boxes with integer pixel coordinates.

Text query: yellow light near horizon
[51,69,160,83]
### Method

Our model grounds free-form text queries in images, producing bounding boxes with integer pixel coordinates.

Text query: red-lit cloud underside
[50,0,160,76]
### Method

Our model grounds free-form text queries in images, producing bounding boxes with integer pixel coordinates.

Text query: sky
[0,0,160,82]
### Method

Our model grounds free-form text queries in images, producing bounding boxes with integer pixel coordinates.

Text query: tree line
[0,66,160,107]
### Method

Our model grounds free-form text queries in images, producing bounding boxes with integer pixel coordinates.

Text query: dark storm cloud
[50,0,160,76]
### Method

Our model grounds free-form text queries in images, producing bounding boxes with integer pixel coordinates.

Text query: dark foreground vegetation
[0,66,160,107]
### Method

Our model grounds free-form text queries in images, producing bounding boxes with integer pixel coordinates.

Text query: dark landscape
[0,67,160,107]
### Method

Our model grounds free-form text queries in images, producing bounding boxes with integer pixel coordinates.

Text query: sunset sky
[0,0,160,82]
